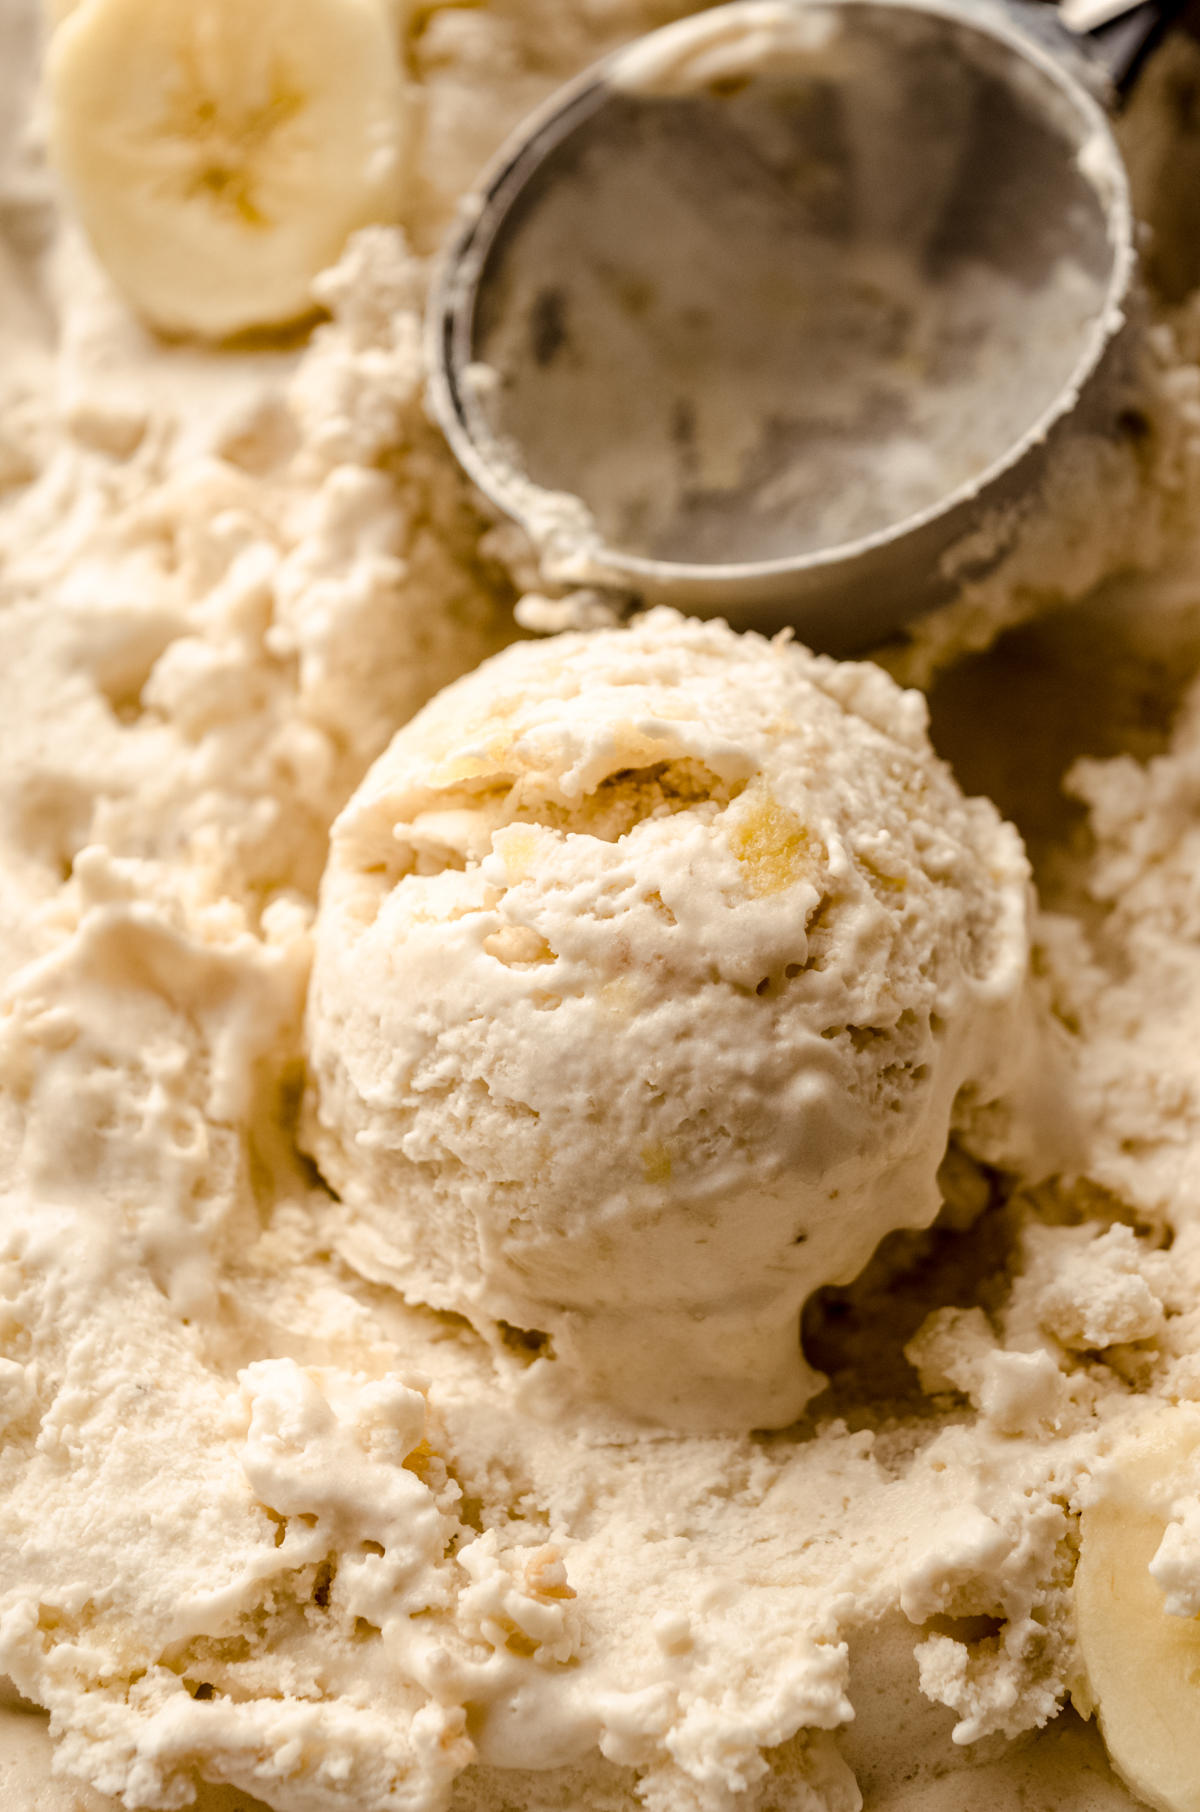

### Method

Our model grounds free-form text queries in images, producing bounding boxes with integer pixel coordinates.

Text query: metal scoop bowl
[427,0,1133,652]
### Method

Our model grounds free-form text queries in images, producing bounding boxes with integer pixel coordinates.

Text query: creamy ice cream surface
[306,610,1035,1430]
[11,0,1200,1810]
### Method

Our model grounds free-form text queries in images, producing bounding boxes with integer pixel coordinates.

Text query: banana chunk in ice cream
[305,610,1033,1431]
[1075,1406,1200,1812]
[46,0,408,338]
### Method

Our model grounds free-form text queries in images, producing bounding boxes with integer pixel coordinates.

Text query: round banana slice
[47,0,409,339]
[1075,1407,1200,1812]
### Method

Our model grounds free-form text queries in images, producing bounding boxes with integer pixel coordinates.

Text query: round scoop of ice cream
[305,609,1031,1431]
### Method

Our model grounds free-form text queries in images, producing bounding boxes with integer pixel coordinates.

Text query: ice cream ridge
[307,607,1037,1432]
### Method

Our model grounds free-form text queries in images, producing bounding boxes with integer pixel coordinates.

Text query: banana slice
[1075,1406,1200,1812]
[47,0,409,339]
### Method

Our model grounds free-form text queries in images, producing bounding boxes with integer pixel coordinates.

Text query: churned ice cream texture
[306,610,1035,1431]
[13,0,1200,1810]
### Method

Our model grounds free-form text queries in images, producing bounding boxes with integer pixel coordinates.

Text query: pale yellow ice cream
[9,1,1200,1811]
[305,608,1036,1431]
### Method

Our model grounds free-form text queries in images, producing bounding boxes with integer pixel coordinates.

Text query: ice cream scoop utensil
[1063,0,1191,92]
[427,0,1133,653]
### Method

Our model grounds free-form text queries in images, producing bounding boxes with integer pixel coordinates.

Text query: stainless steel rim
[425,0,1135,607]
